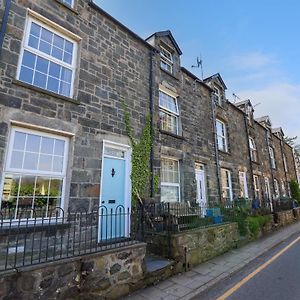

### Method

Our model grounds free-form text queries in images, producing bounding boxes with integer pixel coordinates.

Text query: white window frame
[274,179,280,199]
[283,153,288,172]
[161,157,181,203]
[253,175,260,199]
[221,168,233,202]
[17,14,78,98]
[160,46,173,73]
[269,146,276,169]
[281,180,286,197]
[249,137,258,162]
[238,171,249,198]
[159,90,179,135]
[213,86,222,106]
[216,119,228,152]
[0,126,69,219]
[264,177,271,200]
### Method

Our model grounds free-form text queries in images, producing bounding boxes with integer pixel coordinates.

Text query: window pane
[47,77,59,93]
[38,154,53,171]
[59,81,71,96]
[23,153,39,170]
[30,22,41,38]
[39,40,51,55]
[52,156,64,172]
[1,175,20,202]
[26,134,40,152]
[161,186,179,202]
[36,56,49,73]
[13,132,26,150]
[33,71,47,88]
[22,50,36,68]
[35,177,50,208]
[41,27,53,44]
[19,66,34,84]
[19,176,36,196]
[49,61,61,78]
[52,46,63,60]
[41,137,54,154]
[61,67,72,82]
[10,150,24,169]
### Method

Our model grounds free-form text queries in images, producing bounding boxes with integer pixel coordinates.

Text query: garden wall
[274,210,295,227]
[0,243,146,300]
[146,223,239,272]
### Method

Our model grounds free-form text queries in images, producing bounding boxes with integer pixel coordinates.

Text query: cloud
[230,52,278,70]
[237,83,300,143]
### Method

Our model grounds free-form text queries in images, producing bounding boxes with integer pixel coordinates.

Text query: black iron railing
[0,206,138,272]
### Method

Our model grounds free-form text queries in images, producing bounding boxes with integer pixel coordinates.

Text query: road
[194,233,300,300]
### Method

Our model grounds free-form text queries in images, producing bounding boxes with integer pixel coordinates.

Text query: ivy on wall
[123,103,157,206]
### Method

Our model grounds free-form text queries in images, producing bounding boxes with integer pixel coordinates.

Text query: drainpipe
[0,0,12,56]
[149,49,155,197]
[243,114,255,200]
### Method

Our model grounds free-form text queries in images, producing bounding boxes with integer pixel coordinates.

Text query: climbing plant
[123,103,157,206]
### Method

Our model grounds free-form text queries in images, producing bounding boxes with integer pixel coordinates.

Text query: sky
[95,0,300,142]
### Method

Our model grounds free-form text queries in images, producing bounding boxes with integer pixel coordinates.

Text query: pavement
[124,222,300,300]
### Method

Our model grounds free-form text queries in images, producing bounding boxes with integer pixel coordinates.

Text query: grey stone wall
[150,34,219,204]
[215,101,253,200]
[0,0,152,211]
[0,242,146,299]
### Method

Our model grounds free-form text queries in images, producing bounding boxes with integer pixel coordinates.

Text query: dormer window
[160,46,173,73]
[213,87,222,106]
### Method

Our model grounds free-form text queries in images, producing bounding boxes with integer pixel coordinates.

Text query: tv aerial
[192,55,203,80]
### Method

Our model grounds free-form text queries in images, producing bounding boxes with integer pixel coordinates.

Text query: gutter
[149,49,155,197]
[0,0,12,56]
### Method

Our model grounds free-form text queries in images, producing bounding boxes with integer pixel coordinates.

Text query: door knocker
[111,168,116,177]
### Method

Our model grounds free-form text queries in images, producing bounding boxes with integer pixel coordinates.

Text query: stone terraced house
[0,0,299,298]
[0,0,298,222]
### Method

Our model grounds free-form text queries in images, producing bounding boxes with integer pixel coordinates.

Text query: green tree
[290,179,300,201]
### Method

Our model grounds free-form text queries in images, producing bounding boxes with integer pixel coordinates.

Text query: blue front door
[99,154,127,241]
